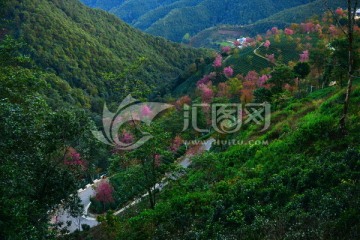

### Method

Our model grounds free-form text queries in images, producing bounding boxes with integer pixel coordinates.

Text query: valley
[0,1,359,240]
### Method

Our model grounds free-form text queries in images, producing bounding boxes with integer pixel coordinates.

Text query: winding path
[53,138,215,233]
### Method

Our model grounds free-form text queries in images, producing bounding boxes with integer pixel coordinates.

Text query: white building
[356,9,360,19]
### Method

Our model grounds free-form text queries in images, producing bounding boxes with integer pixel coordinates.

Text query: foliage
[111,84,360,240]
[0,33,108,240]
[82,0,318,42]
[3,0,208,110]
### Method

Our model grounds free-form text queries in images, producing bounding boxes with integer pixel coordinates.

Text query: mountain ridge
[81,0,317,42]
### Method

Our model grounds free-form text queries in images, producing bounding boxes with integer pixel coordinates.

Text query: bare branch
[322,0,347,35]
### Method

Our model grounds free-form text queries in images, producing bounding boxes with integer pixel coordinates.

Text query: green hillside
[2,0,360,239]
[144,0,314,42]
[81,0,316,42]
[110,0,179,24]
[112,82,360,240]
[190,0,346,48]
[3,0,209,111]
[133,0,202,30]
[80,0,125,10]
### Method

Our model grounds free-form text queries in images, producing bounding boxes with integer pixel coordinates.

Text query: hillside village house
[356,9,360,19]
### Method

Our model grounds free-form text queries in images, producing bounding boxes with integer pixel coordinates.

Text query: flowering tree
[119,130,134,144]
[175,95,191,110]
[223,66,234,78]
[141,105,152,117]
[213,54,222,68]
[245,71,259,82]
[257,75,271,88]
[196,72,216,86]
[264,40,271,48]
[284,28,295,35]
[64,147,86,169]
[95,181,114,211]
[198,83,214,103]
[329,25,340,37]
[299,50,310,62]
[335,7,344,16]
[217,82,231,98]
[301,22,316,33]
[266,53,276,64]
[271,27,280,35]
[170,136,183,152]
[221,46,231,54]
[233,40,240,47]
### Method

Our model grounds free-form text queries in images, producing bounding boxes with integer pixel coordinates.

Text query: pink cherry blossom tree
[120,130,134,144]
[245,70,259,82]
[196,72,216,86]
[335,7,344,16]
[217,82,231,98]
[266,54,276,64]
[198,83,214,103]
[170,136,183,152]
[299,50,309,62]
[257,75,271,88]
[264,40,271,48]
[95,181,114,211]
[221,46,231,54]
[284,28,294,35]
[233,40,241,47]
[175,95,192,110]
[213,54,222,68]
[271,27,280,35]
[141,105,152,117]
[224,66,234,78]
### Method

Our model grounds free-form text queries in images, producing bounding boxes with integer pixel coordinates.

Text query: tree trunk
[340,0,357,132]
[147,188,155,209]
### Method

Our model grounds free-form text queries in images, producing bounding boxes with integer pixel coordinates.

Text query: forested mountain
[190,0,346,48]
[70,7,360,239]
[0,1,207,237]
[3,0,208,112]
[81,0,317,42]
[2,0,360,238]
[80,0,125,10]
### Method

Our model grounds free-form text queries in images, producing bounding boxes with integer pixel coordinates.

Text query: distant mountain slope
[80,0,125,10]
[81,0,316,42]
[133,0,203,30]
[146,0,313,42]
[190,0,346,48]
[255,0,345,25]
[110,0,179,24]
[3,0,208,110]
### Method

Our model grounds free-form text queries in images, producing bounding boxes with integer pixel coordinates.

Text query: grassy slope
[74,76,360,240]
[114,80,360,239]
[174,31,318,96]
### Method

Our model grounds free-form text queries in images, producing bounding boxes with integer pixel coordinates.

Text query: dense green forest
[81,0,317,42]
[3,0,209,112]
[0,0,206,238]
[190,0,347,48]
[80,0,125,10]
[1,0,360,239]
